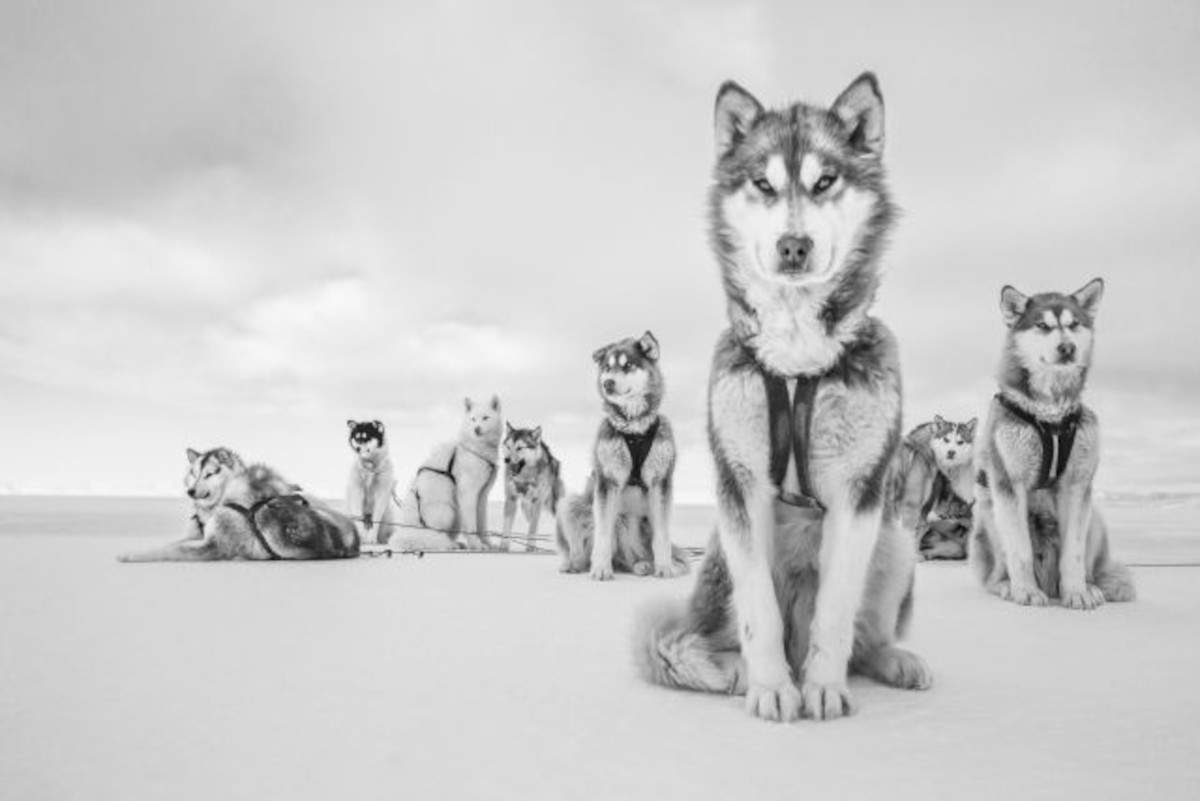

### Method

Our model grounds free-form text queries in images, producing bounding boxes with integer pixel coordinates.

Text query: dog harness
[995,394,1081,490]
[413,447,497,529]
[223,498,287,559]
[763,372,823,509]
[621,419,660,490]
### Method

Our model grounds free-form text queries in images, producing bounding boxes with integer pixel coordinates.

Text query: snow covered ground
[1,499,1198,800]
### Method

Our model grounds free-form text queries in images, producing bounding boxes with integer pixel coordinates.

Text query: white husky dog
[394,396,503,550]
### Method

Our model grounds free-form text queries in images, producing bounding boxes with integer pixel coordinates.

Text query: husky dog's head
[503,423,545,473]
[462,395,503,451]
[928,415,977,472]
[592,331,664,425]
[709,74,894,373]
[998,278,1104,404]
[346,419,386,461]
[184,447,244,509]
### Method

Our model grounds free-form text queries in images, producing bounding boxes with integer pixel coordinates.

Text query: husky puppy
[119,448,359,561]
[345,419,397,545]
[394,396,503,550]
[971,279,1134,608]
[897,416,977,559]
[556,332,689,579]
[635,74,930,722]
[501,423,565,550]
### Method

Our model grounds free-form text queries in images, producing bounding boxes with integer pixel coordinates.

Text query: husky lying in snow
[635,74,930,722]
[394,396,503,551]
[346,419,397,545]
[557,331,689,579]
[897,416,977,559]
[971,279,1135,609]
[501,423,565,549]
[119,447,359,561]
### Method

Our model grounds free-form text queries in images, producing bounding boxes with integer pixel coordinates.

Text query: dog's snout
[603,379,617,394]
[946,450,956,460]
[1057,341,1077,360]
[776,235,813,270]
[186,488,197,498]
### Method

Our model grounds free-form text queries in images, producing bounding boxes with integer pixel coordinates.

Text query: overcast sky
[1,0,1197,499]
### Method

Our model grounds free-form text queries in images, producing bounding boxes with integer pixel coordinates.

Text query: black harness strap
[223,498,282,559]
[413,449,498,529]
[622,419,660,490]
[995,394,1081,489]
[920,470,949,522]
[763,372,823,509]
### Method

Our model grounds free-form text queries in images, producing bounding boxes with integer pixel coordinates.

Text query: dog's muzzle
[776,234,813,275]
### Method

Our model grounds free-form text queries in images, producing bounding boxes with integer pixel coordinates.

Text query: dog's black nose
[947,450,956,460]
[603,379,617,394]
[1057,341,1077,360]
[186,488,196,498]
[776,235,813,271]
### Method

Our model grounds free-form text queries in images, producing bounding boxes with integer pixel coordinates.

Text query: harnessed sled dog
[394,395,503,551]
[897,416,977,560]
[346,419,397,545]
[635,73,931,722]
[971,279,1135,609]
[556,332,689,579]
[502,423,565,550]
[119,447,359,562]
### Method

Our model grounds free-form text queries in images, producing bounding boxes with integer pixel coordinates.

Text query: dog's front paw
[999,581,1049,607]
[653,560,687,579]
[589,562,614,581]
[800,679,855,721]
[1061,583,1105,611]
[745,680,803,723]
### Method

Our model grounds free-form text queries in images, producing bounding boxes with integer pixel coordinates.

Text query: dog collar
[994,393,1082,489]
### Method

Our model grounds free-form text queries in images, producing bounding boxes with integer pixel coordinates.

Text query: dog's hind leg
[1089,515,1136,602]
[850,522,932,691]
[555,493,593,573]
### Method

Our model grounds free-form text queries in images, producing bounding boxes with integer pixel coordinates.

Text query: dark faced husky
[556,332,689,579]
[345,419,397,545]
[119,448,359,561]
[897,416,977,560]
[635,74,930,722]
[971,279,1135,608]
[501,423,565,549]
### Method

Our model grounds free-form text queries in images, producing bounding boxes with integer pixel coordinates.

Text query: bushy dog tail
[1096,560,1136,603]
[631,598,740,693]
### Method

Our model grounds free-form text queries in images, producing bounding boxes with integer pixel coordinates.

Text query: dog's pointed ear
[1071,277,1105,319]
[186,448,201,464]
[489,394,501,411]
[505,421,515,436]
[964,417,979,438]
[531,426,542,442]
[932,414,946,430]
[372,419,384,431]
[592,345,608,365]
[714,81,763,157]
[1000,285,1029,328]
[637,330,660,361]
[832,72,884,157]
[346,419,357,430]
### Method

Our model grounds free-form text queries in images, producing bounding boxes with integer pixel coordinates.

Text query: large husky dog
[394,396,503,550]
[346,419,397,545]
[501,423,565,549]
[970,279,1135,608]
[556,332,689,579]
[635,74,930,722]
[119,448,359,561]
[897,416,977,559]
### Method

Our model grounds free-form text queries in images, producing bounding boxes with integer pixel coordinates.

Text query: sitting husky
[971,279,1135,608]
[635,74,930,722]
[501,423,565,550]
[556,331,688,579]
[394,396,503,550]
[897,415,977,559]
[119,447,359,561]
[345,419,397,545]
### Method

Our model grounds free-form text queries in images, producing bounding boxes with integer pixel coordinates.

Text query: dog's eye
[1067,321,1079,331]
[812,173,838,195]
[1036,322,1053,332]
[752,177,776,196]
